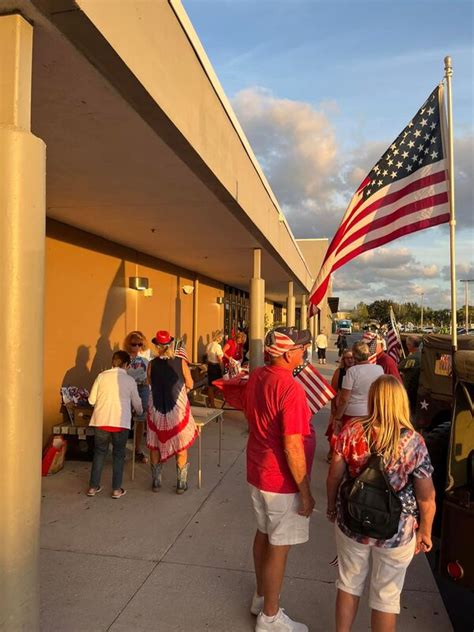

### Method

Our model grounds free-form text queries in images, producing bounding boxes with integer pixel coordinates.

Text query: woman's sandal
[111,488,127,499]
[86,486,102,497]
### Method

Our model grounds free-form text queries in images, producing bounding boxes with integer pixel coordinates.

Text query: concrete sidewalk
[40,347,452,631]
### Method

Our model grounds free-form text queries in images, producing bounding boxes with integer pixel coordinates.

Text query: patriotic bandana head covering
[265,327,312,358]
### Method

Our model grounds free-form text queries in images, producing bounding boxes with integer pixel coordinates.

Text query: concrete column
[192,277,199,363]
[249,249,265,371]
[300,294,308,330]
[286,281,295,327]
[0,15,46,631]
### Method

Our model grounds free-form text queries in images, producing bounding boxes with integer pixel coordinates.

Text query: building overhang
[1,0,314,303]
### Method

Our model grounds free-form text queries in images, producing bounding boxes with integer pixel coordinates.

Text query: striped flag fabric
[175,344,189,363]
[265,330,298,357]
[308,85,449,315]
[387,305,405,362]
[386,325,401,362]
[362,331,378,364]
[293,361,336,414]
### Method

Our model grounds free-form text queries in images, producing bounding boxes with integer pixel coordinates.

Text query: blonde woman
[147,330,197,493]
[206,330,224,407]
[326,375,435,632]
[124,330,150,464]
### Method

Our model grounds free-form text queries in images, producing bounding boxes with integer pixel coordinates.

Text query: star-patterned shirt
[335,422,433,548]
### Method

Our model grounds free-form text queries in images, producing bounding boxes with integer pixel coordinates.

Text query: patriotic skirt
[146,385,197,461]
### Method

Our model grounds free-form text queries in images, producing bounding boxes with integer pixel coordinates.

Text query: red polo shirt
[244,365,315,493]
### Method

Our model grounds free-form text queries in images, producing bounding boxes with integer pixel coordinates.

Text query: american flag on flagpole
[308,85,449,315]
[386,326,401,362]
[293,361,336,414]
[362,331,378,364]
[386,306,404,362]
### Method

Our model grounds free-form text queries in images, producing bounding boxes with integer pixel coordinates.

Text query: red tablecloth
[212,374,248,410]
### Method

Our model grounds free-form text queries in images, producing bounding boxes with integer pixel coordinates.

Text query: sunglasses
[130,342,143,348]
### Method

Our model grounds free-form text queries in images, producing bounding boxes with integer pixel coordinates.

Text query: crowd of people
[243,327,434,632]
[83,323,433,632]
[85,327,247,498]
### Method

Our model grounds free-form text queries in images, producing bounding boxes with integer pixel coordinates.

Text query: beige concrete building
[0,1,331,628]
[296,238,333,335]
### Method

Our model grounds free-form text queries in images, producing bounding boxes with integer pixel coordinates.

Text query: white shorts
[249,485,310,546]
[335,525,416,614]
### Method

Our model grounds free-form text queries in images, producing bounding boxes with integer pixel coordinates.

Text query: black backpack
[340,452,402,540]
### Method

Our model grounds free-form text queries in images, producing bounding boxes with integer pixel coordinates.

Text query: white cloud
[233,87,340,235]
[332,246,444,307]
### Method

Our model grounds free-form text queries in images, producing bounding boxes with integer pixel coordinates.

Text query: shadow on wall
[198,333,212,363]
[61,261,126,391]
[61,345,93,391]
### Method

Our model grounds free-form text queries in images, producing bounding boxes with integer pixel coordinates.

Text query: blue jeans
[133,384,150,423]
[89,428,129,490]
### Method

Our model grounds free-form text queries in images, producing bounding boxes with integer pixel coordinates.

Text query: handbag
[340,448,402,540]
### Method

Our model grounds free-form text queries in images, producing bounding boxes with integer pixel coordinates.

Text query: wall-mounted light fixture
[216,296,224,304]
[129,276,149,291]
[129,276,153,297]
[182,285,194,295]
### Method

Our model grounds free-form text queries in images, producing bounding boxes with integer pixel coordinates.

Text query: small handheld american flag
[362,331,378,364]
[174,339,189,363]
[386,306,404,362]
[293,361,336,414]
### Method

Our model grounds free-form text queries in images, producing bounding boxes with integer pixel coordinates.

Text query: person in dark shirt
[147,330,197,494]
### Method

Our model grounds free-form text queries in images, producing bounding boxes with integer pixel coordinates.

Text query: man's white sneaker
[250,592,264,615]
[255,608,308,632]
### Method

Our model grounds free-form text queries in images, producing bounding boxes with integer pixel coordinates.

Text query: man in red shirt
[376,336,402,382]
[244,327,315,632]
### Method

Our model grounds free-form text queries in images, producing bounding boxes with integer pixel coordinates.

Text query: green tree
[350,302,369,323]
[367,300,393,323]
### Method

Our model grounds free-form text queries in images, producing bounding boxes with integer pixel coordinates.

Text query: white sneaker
[250,592,264,615]
[255,608,308,631]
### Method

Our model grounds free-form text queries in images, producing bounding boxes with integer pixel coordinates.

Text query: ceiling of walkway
[24,3,310,302]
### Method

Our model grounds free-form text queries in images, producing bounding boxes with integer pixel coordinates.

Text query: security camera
[182,285,194,295]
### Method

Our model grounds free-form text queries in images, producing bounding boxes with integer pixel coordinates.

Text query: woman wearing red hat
[147,330,197,493]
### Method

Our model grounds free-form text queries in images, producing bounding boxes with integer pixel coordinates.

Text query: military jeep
[414,334,474,430]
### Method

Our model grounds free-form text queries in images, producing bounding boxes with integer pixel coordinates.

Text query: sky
[183,0,473,311]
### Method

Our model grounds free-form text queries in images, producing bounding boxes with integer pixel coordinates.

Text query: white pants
[250,485,310,546]
[335,525,416,614]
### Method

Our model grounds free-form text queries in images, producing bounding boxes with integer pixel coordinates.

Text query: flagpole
[444,55,457,352]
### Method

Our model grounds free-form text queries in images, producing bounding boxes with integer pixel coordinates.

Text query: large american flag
[309,85,449,314]
[293,361,336,414]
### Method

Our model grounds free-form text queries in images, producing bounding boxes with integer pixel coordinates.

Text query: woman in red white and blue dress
[146,330,197,494]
